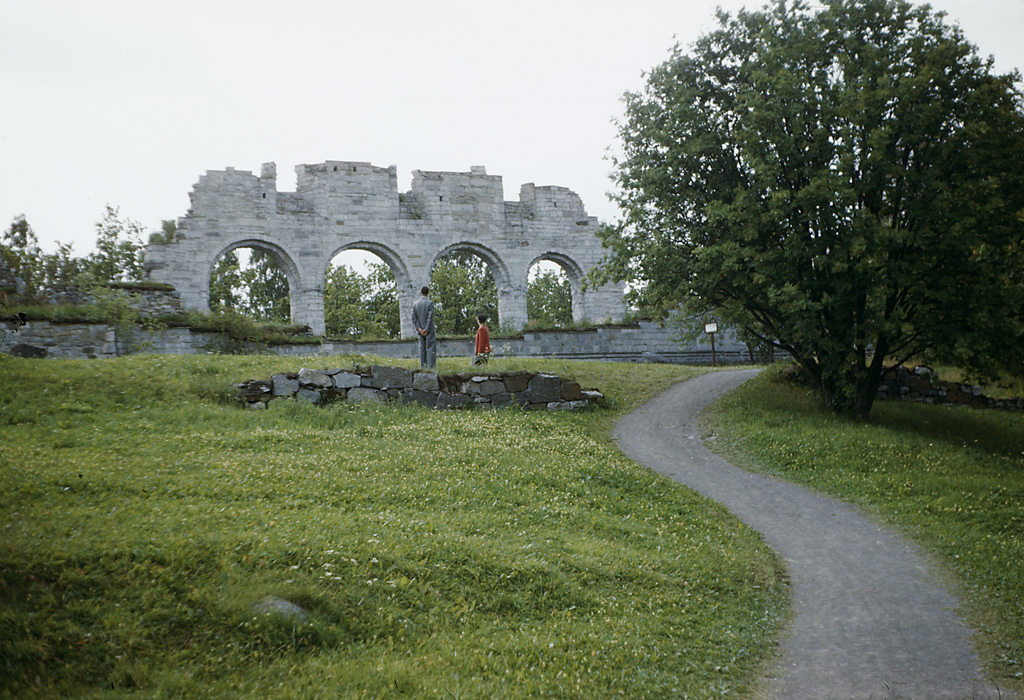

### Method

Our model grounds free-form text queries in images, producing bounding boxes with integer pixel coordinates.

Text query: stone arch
[527,252,586,324]
[431,241,511,290]
[321,240,411,294]
[322,240,412,337]
[206,237,303,317]
[431,241,517,331]
[143,161,626,336]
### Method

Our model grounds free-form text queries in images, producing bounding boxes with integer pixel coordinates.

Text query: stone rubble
[236,365,604,411]
[875,365,1023,412]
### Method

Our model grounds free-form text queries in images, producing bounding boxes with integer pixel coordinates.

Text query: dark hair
[421,286,430,296]
[477,313,487,324]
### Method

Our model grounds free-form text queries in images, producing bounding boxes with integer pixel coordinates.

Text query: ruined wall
[144,161,626,335]
[875,365,1024,412]
[1,320,747,364]
[236,365,605,412]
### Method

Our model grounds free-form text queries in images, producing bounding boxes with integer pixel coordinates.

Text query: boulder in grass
[253,596,308,622]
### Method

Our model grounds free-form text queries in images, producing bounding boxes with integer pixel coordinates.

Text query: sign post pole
[705,322,718,366]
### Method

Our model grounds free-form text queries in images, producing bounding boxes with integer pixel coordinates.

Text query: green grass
[0,354,786,698]
[703,364,1024,693]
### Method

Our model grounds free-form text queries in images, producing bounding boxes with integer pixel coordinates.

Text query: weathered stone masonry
[144,162,626,336]
[1,319,748,363]
[236,365,605,411]
[875,365,1024,412]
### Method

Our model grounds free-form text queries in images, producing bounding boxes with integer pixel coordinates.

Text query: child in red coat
[473,314,492,366]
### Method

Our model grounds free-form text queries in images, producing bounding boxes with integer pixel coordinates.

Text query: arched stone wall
[144,161,625,336]
[528,252,588,324]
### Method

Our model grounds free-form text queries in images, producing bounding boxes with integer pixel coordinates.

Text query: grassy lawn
[703,365,1024,694]
[0,354,786,699]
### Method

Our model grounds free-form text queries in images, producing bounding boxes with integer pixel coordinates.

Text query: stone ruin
[145,161,626,336]
[876,365,1023,412]
[236,365,604,411]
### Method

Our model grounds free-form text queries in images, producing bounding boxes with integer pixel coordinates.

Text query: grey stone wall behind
[45,285,185,318]
[1,320,748,364]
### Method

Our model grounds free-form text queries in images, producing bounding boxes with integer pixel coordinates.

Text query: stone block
[401,389,439,407]
[524,373,561,403]
[9,343,47,358]
[560,380,583,401]
[502,372,531,393]
[490,392,515,408]
[467,378,505,396]
[371,365,414,389]
[437,394,473,409]
[272,373,299,396]
[348,387,386,404]
[332,371,362,389]
[298,367,332,388]
[413,371,439,391]
[297,388,322,403]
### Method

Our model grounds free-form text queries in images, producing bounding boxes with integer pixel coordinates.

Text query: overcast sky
[3,0,1023,259]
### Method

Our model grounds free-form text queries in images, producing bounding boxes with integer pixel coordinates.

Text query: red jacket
[475,325,491,355]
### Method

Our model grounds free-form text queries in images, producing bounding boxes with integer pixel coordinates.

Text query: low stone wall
[237,365,604,411]
[45,284,185,318]
[0,322,221,359]
[876,365,1023,412]
[1,319,747,364]
[337,322,749,364]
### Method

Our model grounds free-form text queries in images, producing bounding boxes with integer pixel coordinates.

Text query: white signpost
[705,322,718,366]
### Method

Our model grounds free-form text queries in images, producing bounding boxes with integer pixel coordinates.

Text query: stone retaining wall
[876,365,1023,412]
[1,319,747,364]
[44,284,185,318]
[236,365,604,411]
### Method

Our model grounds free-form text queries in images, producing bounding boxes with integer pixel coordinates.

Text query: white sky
[2,0,1022,258]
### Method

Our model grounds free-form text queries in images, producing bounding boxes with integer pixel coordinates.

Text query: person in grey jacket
[411,286,436,369]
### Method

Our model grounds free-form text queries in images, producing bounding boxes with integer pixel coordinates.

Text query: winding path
[614,369,1014,700]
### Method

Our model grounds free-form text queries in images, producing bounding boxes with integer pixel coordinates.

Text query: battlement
[519,183,590,221]
[188,163,595,224]
[295,161,398,195]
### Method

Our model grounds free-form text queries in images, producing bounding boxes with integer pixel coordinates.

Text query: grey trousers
[418,335,436,369]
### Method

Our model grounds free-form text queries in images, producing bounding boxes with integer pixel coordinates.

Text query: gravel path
[614,369,1015,700]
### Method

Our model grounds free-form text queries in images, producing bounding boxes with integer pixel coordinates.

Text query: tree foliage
[208,247,290,322]
[243,249,290,321]
[2,211,144,299]
[430,252,498,335]
[596,0,1024,418]
[208,250,245,313]
[323,262,399,338]
[527,267,573,328]
[83,205,146,283]
[2,215,44,295]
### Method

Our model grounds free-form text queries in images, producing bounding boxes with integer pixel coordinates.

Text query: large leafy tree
[597,0,1024,419]
[430,252,498,335]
